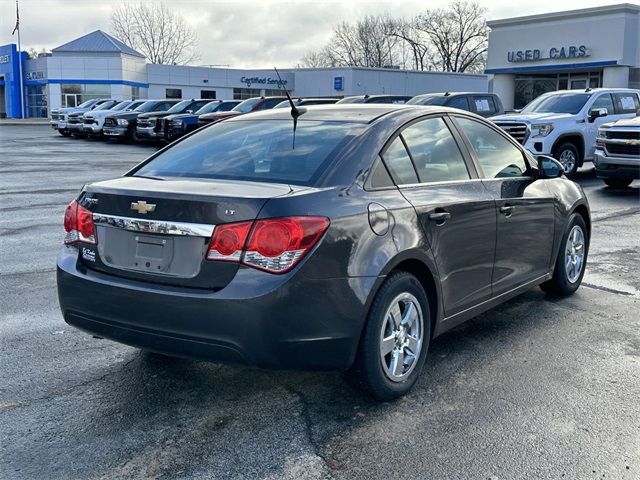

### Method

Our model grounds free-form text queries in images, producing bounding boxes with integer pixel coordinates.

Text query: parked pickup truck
[67,100,118,136]
[50,99,111,136]
[491,88,640,177]
[82,100,146,136]
[164,100,241,141]
[103,100,179,142]
[136,99,211,141]
[594,116,640,188]
[407,92,504,118]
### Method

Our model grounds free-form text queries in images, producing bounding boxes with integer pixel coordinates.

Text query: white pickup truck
[491,88,640,176]
[594,116,640,188]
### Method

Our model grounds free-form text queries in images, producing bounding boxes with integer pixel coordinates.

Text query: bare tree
[301,15,403,68]
[111,2,200,65]
[416,1,488,73]
[390,17,436,71]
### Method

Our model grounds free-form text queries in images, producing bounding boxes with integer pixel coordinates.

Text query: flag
[12,1,19,35]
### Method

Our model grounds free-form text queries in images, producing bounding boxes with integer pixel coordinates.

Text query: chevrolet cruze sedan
[57,105,590,400]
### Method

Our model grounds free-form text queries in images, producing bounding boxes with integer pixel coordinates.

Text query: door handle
[499,204,515,216]
[428,211,451,225]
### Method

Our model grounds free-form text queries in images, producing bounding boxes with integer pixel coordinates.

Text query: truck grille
[83,118,95,125]
[605,131,640,140]
[51,113,60,120]
[606,144,640,156]
[67,116,82,125]
[494,122,529,144]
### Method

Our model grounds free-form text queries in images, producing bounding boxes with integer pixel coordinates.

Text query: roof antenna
[274,67,306,149]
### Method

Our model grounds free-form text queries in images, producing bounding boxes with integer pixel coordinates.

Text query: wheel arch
[552,134,585,165]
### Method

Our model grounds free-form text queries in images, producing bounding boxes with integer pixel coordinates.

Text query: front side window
[134,120,364,186]
[590,94,615,114]
[401,117,470,183]
[455,117,528,179]
[447,96,470,111]
[382,137,418,185]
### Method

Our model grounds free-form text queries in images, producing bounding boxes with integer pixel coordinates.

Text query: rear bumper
[57,248,375,370]
[594,150,640,179]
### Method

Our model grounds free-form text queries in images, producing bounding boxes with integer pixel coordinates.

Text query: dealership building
[0,30,487,119]
[486,3,640,109]
[1,3,639,119]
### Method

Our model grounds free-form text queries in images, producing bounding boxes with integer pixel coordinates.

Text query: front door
[452,116,555,295]
[380,116,496,316]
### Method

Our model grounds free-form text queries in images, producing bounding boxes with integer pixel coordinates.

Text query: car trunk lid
[79,176,300,289]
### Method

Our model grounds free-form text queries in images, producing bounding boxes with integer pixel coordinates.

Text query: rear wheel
[604,177,633,188]
[353,272,431,401]
[554,142,580,177]
[540,213,588,296]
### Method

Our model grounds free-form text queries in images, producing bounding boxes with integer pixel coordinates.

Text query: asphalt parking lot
[1,125,639,480]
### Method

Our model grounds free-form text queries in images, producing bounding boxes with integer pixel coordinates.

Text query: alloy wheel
[559,149,576,173]
[379,293,424,382]
[565,225,585,283]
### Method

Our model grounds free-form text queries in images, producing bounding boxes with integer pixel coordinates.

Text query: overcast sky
[0,0,630,68]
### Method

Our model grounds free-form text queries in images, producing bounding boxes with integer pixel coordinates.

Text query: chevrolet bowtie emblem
[130,200,156,214]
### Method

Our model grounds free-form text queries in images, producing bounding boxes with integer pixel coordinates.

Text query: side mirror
[537,155,564,179]
[186,109,194,114]
[588,107,608,123]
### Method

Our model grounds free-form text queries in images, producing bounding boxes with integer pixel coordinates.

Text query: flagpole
[16,0,25,119]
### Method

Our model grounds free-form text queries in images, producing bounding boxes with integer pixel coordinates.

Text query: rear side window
[447,96,470,111]
[472,96,496,116]
[134,120,364,186]
[455,117,528,178]
[382,137,418,185]
[613,93,640,114]
[401,118,470,183]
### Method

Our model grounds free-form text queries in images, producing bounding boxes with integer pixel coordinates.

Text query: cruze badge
[130,200,156,214]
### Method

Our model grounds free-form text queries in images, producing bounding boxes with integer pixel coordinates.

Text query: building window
[166,88,182,99]
[264,89,288,97]
[60,83,110,107]
[629,68,640,90]
[26,85,47,118]
[201,90,216,99]
[233,87,261,100]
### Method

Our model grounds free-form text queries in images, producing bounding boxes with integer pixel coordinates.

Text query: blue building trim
[0,44,26,118]
[47,78,150,88]
[484,60,619,74]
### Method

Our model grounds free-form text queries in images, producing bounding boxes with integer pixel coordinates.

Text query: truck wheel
[540,213,588,296]
[604,177,633,188]
[352,272,431,401]
[58,130,71,137]
[554,142,580,177]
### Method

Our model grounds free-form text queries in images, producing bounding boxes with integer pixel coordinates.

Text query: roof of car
[226,104,451,124]
[413,92,496,97]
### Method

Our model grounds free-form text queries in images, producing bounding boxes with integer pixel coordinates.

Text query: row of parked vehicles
[50,88,639,185]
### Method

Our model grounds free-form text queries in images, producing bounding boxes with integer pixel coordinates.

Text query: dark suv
[104,100,180,142]
[407,92,505,118]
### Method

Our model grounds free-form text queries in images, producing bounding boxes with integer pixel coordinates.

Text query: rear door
[381,115,496,316]
[451,115,555,295]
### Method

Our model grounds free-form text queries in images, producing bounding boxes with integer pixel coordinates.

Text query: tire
[58,130,71,137]
[553,142,580,177]
[353,272,431,401]
[540,213,588,296]
[604,177,633,188]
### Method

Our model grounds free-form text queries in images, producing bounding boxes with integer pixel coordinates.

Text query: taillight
[63,200,96,245]
[206,216,329,274]
[206,221,252,261]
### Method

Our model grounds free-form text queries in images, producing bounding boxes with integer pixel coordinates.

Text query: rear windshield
[134,120,365,186]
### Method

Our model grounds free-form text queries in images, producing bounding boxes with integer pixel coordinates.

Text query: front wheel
[540,213,588,296]
[353,272,431,401]
[604,177,633,188]
[554,142,580,177]
[58,130,71,137]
